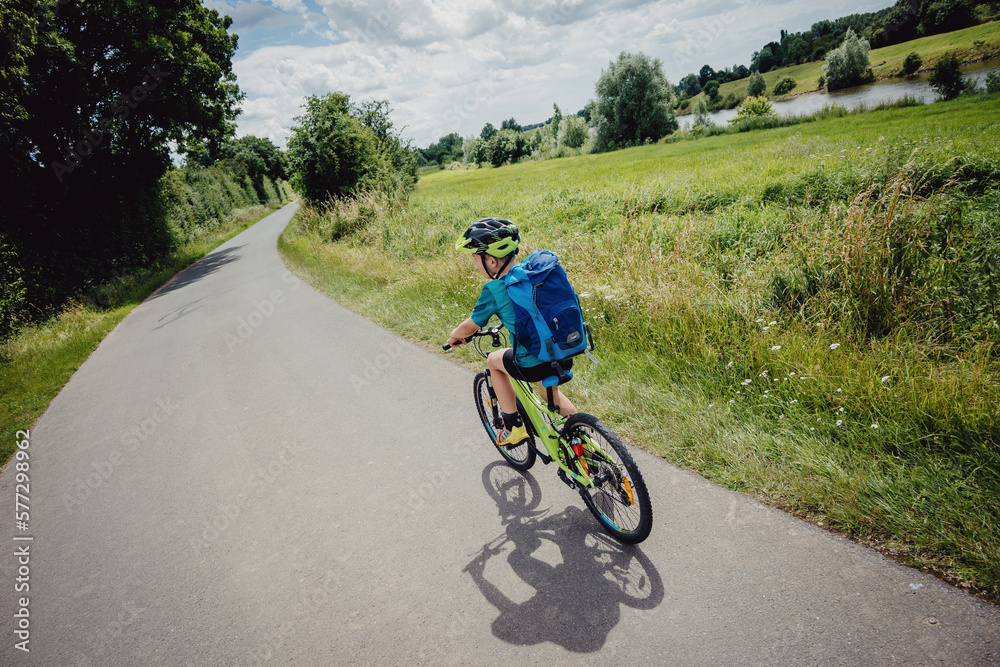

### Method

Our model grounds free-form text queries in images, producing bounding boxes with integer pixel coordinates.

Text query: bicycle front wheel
[564,413,652,544]
[473,371,536,471]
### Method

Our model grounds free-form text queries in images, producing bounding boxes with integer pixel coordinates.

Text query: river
[678,60,1000,129]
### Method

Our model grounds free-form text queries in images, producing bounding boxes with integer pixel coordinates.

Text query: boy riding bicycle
[447,218,577,448]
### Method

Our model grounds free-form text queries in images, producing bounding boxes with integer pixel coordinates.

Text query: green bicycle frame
[486,370,596,489]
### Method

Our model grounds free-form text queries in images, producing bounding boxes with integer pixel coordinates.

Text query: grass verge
[0,201,291,466]
[278,95,1000,603]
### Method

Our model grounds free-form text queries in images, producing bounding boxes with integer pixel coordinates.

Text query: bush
[929,52,966,100]
[823,28,873,91]
[486,129,529,166]
[902,52,922,76]
[984,69,1000,95]
[557,115,589,149]
[747,71,766,97]
[731,95,775,121]
[772,77,796,96]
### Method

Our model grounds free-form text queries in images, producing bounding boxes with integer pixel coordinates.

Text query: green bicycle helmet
[455,218,520,257]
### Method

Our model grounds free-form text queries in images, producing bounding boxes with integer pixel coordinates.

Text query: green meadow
[280,93,1000,601]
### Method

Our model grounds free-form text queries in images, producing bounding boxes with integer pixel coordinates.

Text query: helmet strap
[488,253,515,280]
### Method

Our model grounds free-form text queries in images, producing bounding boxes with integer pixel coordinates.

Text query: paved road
[2,202,997,665]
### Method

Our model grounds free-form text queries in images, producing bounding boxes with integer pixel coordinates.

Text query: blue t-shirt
[470,280,542,367]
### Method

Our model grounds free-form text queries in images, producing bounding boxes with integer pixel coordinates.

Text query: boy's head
[456,218,520,279]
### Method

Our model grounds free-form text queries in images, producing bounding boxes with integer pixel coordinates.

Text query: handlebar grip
[442,336,473,351]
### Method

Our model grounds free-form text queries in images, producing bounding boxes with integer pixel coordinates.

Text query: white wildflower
[771,345,781,351]
[830,343,840,350]
[880,375,891,384]
[836,419,843,426]
[769,321,777,326]
[871,423,879,429]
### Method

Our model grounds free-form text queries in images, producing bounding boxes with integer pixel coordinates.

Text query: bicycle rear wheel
[473,371,536,471]
[564,413,652,544]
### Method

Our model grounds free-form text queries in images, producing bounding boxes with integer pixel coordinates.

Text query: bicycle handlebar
[442,326,505,351]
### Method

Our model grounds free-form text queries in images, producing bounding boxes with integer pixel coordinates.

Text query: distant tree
[772,77,796,96]
[581,101,595,123]
[823,28,872,91]
[929,52,966,100]
[733,64,751,79]
[557,115,589,148]
[787,36,809,64]
[463,135,486,165]
[486,129,528,166]
[703,80,721,102]
[747,71,767,97]
[480,122,497,141]
[592,51,678,150]
[692,98,714,129]
[219,135,287,199]
[698,64,717,86]
[902,52,922,76]
[550,103,563,139]
[752,45,776,73]
[501,117,522,132]
[678,73,702,96]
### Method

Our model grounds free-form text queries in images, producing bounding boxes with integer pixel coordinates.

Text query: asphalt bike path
[1,201,997,665]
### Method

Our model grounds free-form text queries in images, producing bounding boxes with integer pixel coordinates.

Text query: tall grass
[279,94,1000,600]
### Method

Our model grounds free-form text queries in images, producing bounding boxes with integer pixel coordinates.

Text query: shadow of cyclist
[464,462,664,653]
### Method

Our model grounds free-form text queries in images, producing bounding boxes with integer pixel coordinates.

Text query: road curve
[1,202,997,665]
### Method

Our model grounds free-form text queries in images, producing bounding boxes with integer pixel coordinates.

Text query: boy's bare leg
[537,385,577,416]
[486,350,516,414]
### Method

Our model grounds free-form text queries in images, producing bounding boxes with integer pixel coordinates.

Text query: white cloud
[229,0,891,147]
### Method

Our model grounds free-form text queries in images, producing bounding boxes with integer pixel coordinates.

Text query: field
[280,93,1000,601]
[691,20,1000,104]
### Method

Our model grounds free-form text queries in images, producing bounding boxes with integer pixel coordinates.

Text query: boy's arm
[447,318,480,347]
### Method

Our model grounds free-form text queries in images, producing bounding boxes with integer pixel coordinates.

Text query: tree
[929,52,966,100]
[287,93,414,204]
[703,80,721,102]
[692,99,714,129]
[592,51,677,150]
[747,71,767,97]
[557,115,588,148]
[730,95,776,123]
[485,129,528,166]
[902,52,922,76]
[550,103,563,140]
[823,28,872,91]
[480,122,497,141]
[678,73,702,97]
[752,46,776,73]
[698,65,716,87]
[986,69,1000,95]
[1,0,243,324]
[501,117,522,132]
[463,135,486,165]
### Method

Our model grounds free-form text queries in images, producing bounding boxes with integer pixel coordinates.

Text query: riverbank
[680,20,1000,113]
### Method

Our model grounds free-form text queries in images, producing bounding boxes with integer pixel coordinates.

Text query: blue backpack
[504,250,591,363]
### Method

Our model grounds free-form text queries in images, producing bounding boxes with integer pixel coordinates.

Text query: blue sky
[208,0,892,148]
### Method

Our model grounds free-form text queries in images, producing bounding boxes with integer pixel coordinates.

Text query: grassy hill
[280,93,1000,601]
[689,20,1000,106]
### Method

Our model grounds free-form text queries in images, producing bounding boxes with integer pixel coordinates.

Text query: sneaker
[496,424,528,448]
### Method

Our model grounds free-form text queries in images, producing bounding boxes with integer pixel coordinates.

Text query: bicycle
[444,326,653,544]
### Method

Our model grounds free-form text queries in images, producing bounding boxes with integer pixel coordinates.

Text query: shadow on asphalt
[463,462,664,653]
[149,245,244,300]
